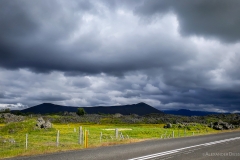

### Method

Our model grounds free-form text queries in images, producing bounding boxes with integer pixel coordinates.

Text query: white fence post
[100,132,102,143]
[25,133,28,150]
[56,130,59,147]
[79,126,82,145]
[115,128,118,139]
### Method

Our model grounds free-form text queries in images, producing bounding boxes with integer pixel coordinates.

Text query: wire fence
[0,126,210,158]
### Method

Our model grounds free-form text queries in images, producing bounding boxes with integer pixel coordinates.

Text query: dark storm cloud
[0,0,86,41]
[0,0,193,75]
[0,0,199,76]
[0,92,6,99]
[158,88,240,106]
[0,91,21,99]
[0,0,210,76]
[0,0,99,73]
[69,77,91,88]
[0,0,240,112]
[135,0,240,43]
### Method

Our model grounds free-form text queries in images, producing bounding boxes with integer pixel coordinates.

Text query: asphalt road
[6,131,240,160]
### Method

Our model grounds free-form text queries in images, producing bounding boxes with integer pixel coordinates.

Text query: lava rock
[36,117,52,129]
[0,113,25,122]
[164,123,172,128]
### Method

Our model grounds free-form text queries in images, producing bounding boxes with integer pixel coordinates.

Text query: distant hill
[163,109,226,116]
[20,102,163,116]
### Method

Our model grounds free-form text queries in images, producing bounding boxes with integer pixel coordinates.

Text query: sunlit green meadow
[0,120,227,159]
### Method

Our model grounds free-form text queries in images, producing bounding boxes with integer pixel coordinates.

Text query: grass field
[0,120,226,159]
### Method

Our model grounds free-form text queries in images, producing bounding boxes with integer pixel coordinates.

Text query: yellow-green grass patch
[0,121,230,159]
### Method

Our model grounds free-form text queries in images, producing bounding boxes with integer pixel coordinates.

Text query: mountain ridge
[20,102,163,116]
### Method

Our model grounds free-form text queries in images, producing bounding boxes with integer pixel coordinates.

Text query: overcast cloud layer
[1,0,240,112]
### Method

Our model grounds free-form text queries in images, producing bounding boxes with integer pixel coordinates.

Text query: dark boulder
[212,120,234,130]
[164,123,172,128]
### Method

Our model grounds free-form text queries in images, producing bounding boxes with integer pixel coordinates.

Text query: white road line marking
[128,137,240,160]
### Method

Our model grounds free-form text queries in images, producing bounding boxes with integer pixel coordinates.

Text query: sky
[1,0,240,112]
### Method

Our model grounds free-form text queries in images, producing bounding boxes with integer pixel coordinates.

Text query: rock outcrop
[36,117,52,129]
[164,123,172,128]
[0,113,25,122]
[210,120,234,130]
[113,113,123,118]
